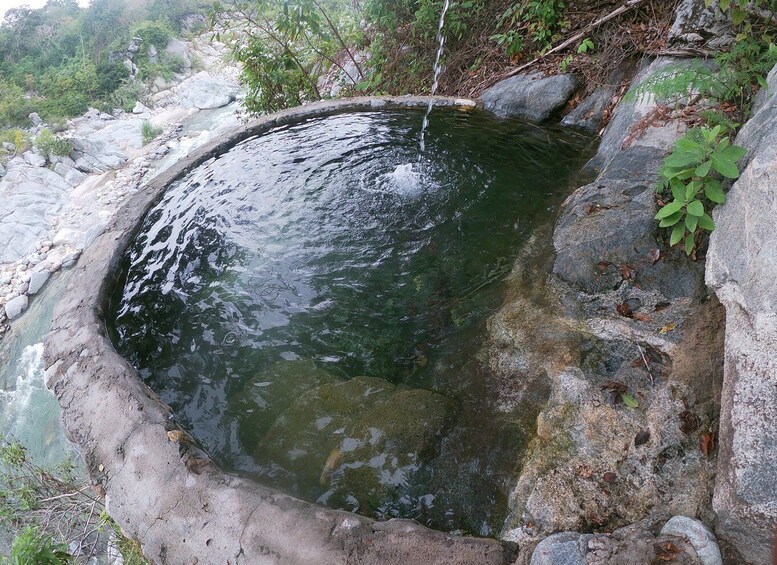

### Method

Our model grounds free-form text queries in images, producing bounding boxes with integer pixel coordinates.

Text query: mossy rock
[322,388,456,516]
[253,376,396,498]
[229,359,341,452]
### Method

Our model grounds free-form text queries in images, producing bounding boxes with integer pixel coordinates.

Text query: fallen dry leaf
[633,312,651,322]
[654,301,671,311]
[602,472,617,484]
[658,322,677,334]
[634,430,651,447]
[167,430,185,443]
[648,248,661,264]
[616,302,633,318]
[620,264,636,281]
[601,381,627,404]
[700,432,715,456]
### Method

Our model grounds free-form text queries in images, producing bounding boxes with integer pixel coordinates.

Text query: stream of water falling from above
[419,0,451,153]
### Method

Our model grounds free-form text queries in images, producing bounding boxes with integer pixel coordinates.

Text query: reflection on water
[108,108,593,534]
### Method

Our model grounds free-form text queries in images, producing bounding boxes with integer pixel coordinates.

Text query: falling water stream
[419,0,451,153]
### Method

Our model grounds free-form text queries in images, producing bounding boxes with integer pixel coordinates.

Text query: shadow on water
[106,108,595,535]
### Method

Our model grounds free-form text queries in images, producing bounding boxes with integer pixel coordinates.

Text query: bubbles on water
[367,163,427,197]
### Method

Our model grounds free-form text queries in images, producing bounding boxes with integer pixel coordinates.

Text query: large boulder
[165,38,192,69]
[669,0,734,50]
[480,72,577,122]
[176,72,236,109]
[705,63,777,565]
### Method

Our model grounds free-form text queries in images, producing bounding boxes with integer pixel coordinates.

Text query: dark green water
[107,108,592,535]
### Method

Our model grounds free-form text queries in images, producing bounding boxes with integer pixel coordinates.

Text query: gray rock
[2,142,15,152]
[50,153,76,167]
[132,101,150,114]
[0,163,5,178]
[706,68,777,563]
[669,0,734,50]
[480,72,577,122]
[53,161,87,187]
[177,73,235,109]
[165,38,192,69]
[148,44,158,64]
[123,58,138,78]
[23,151,46,167]
[4,295,28,320]
[27,270,50,295]
[126,37,143,56]
[28,112,43,126]
[530,532,592,565]
[661,516,722,565]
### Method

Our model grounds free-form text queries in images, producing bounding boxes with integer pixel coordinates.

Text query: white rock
[661,516,722,565]
[28,112,43,126]
[23,151,47,167]
[132,101,151,114]
[4,295,28,320]
[27,271,50,295]
[52,228,86,250]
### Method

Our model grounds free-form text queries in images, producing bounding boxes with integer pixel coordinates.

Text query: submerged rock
[480,72,577,122]
[231,359,341,451]
[255,375,455,513]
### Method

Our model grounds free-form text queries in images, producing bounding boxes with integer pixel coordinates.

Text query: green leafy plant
[577,37,594,54]
[655,125,746,254]
[6,527,71,565]
[140,120,163,145]
[35,129,73,158]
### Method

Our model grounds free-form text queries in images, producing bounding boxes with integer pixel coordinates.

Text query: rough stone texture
[23,151,46,167]
[176,71,236,109]
[28,112,43,126]
[493,57,723,551]
[0,161,71,263]
[669,0,734,50]
[43,97,518,565]
[27,270,50,295]
[4,294,28,320]
[586,521,704,565]
[706,63,777,565]
[530,532,592,565]
[165,38,192,69]
[661,516,723,565]
[480,72,577,122]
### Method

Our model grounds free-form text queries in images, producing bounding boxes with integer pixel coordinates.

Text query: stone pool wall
[42,97,520,565]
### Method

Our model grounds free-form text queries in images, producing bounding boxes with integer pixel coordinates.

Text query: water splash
[383,163,423,195]
[419,0,451,153]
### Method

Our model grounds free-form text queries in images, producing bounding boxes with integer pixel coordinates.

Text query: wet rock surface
[487,57,724,553]
[480,72,577,122]
[706,62,777,565]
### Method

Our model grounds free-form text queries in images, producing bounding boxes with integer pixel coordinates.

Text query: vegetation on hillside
[0,0,211,128]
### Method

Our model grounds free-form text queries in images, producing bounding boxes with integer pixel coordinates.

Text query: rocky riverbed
[0,36,244,337]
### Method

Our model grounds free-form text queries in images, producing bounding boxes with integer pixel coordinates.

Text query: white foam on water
[0,343,44,421]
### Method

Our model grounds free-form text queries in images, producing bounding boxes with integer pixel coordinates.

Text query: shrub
[8,527,71,565]
[0,129,31,155]
[140,120,163,144]
[35,129,73,158]
[654,125,746,255]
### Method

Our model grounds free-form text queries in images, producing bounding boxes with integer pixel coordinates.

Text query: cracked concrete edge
[42,97,517,565]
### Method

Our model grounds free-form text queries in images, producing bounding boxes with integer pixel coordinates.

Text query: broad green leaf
[695,161,712,177]
[711,154,740,178]
[685,214,698,233]
[665,151,700,168]
[671,181,686,202]
[659,211,684,227]
[670,223,685,246]
[698,213,716,231]
[622,394,639,408]
[685,232,695,255]
[757,75,769,89]
[687,200,705,217]
[720,145,747,162]
[655,200,685,220]
[717,137,730,150]
[685,180,701,201]
[731,7,746,24]
[704,179,726,204]
[668,167,696,181]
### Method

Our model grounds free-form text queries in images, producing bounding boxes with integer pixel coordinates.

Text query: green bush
[655,125,746,255]
[0,129,31,155]
[140,120,163,144]
[7,527,71,565]
[35,129,73,158]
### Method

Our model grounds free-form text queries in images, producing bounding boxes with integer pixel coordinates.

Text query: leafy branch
[655,125,746,255]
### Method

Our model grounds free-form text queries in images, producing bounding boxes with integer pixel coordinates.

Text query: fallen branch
[637,343,655,385]
[499,0,648,81]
